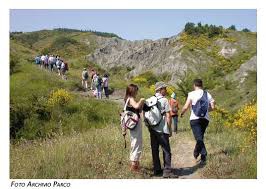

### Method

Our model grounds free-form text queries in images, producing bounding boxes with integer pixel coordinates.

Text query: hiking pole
[123,135,127,149]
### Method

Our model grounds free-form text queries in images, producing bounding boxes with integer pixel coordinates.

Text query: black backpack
[83,71,89,79]
[192,91,208,117]
[96,77,102,87]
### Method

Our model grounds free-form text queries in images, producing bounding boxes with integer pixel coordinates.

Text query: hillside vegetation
[10,24,257,179]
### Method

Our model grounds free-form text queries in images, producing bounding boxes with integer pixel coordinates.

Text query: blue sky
[10,9,256,40]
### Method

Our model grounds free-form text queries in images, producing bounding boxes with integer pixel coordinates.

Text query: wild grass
[10,107,257,179]
[10,122,154,179]
[203,127,257,178]
[10,63,120,140]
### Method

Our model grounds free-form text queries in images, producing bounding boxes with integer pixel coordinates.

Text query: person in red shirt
[169,93,179,134]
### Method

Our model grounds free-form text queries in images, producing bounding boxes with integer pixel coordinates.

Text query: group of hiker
[34,55,109,99]
[81,68,109,99]
[34,54,69,80]
[121,79,215,178]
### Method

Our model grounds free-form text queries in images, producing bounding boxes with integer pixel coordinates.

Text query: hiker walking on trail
[123,84,145,172]
[169,92,179,134]
[81,68,89,91]
[147,81,177,178]
[102,74,109,99]
[95,73,103,99]
[35,55,41,67]
[40,55,46,69]
[48,55,55,72]
[56,57,62,76]
[44,55,49,69]
[180,79,215,164]
[61,60,69,80]
[90,69,96,90]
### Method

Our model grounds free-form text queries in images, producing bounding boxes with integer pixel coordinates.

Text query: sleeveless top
[126,102,140,118]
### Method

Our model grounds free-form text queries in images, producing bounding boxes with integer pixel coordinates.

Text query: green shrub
[228,25,237,31]
[242,28,251,32]
[184,22,223,38]
[10,54,20,75]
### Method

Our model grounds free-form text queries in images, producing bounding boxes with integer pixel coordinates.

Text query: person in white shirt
[40,55,46,69]
[102,74,109,99]
[81,68,89,91]
[180,79,215,164]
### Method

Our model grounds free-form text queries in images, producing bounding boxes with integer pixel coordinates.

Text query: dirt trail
[72,88,125,105]
[170,133,203,179]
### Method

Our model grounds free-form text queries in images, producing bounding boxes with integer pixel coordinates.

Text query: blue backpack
[192,91,208,117]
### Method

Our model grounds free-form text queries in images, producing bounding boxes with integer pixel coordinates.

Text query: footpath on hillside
[38,66,205,179]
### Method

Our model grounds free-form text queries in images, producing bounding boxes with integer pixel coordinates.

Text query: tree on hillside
[242,28,251,32]
[176,70,195,98]
[184,22,196,35]
[184,22,224,38]
[208,24,223,38]
[228,25,237,31]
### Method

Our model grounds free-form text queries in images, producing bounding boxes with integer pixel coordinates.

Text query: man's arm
[209,101,215,112]
[166,112,172,136]
[180,98,192,117]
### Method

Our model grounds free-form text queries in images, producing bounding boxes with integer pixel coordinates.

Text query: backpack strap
[123,98,130,111]
[203,90,208,99]
[154,94,167,115]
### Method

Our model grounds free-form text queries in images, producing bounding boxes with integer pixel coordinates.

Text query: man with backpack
[48,55,55,72]
[81,68,89,91]
[56,57,62,76]
[40,54,46,69]
[35,55,41,66]
[95,73,103,99]
[180,79,215,164]
[144,81,177,178]
[102,74,109,99]
[44,55,49,69]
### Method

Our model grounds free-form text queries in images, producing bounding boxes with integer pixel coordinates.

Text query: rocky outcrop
[86,32,256,83]
[232,56,257,83]
[87,35,190,80]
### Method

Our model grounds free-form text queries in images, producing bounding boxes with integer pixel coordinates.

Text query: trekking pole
[123,135,127,149]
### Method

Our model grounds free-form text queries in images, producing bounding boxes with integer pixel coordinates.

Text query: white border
[3,0,263,9]
[1,1,266,189]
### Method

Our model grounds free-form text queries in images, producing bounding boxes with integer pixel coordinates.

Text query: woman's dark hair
[124,84,139,102]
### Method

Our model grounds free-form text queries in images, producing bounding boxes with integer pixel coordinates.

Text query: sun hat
[155,81,168,91]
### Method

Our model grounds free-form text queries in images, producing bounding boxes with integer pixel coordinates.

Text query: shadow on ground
[172,162,206,177]
[141,162,206,178]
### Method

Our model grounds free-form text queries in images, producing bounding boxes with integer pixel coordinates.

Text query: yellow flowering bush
[149,84,155,93]
[210,106,229,132]
[225,102,257,144]
[132,77,148,85]
[166,85,176,96]
[225,36,237,43]
[47,89,72,107]
[179,33,211,49]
